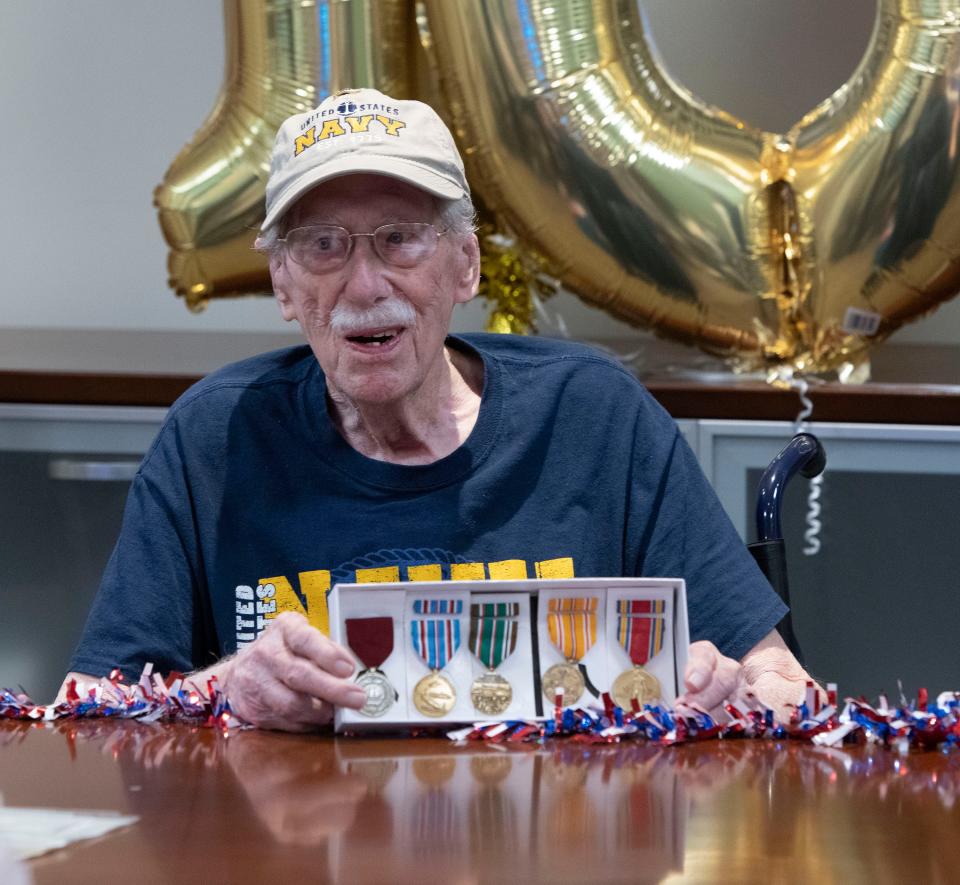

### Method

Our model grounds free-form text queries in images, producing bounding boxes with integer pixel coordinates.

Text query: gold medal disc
[611,666,661,710]
[541,661,586,705]
[413,670,457,717]
[470,671,513,715]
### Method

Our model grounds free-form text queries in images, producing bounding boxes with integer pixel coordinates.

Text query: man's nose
[340,236,390,303]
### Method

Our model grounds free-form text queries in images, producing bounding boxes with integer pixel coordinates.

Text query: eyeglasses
[278,222,445,274]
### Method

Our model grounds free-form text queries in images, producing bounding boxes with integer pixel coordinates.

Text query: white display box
[329,577,689,732]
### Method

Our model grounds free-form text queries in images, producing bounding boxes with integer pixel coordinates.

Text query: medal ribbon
[469,602,520,670]
[616,599,666,666]
[547,598,598,662]
[411,599,463,671]
[345,617,394,669]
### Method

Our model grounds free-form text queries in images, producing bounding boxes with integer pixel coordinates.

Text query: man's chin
[333,370,414,406]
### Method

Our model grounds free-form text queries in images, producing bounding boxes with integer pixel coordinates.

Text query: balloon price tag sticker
[840,308,882,337]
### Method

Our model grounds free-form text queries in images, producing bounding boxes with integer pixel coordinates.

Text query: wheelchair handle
[754,433,826,542]
[748,432,826,664]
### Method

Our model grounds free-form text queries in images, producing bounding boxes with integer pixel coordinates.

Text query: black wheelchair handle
[754,433,827,542]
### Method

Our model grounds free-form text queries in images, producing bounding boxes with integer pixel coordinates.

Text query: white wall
[0,1,293,335]
[0,1,957,349]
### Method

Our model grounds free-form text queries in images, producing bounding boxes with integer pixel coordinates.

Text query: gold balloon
[420,0,960,375]
[154,0,416,311]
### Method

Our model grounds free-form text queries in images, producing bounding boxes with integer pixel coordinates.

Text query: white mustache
[328,299,417,334]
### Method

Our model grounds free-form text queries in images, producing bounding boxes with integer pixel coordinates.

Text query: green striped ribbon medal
[469,602,520,715]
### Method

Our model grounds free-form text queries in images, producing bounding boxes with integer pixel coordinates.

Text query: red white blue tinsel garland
[0,664,243,730]
[448,684,960,752]
[3,666,959,752]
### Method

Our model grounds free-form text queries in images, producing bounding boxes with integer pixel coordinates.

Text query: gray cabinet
[697,420,960,697]
[0,405,165,702]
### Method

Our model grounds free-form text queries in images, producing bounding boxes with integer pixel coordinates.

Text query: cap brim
[261,155,467,232]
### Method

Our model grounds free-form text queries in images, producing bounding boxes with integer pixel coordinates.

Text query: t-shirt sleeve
[68,423,207,680]
[634,425,788,661]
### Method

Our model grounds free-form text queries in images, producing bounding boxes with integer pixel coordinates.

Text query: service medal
[355,668,395,718]
[344,616,398,718]
[410,598,463,718]
[542,597,598,706]
[470,671,513,715]
[611,666,661,710]
[611,599,667,709]
[541,661,586,705]
[469,602,520,715]
[413,670,457,717]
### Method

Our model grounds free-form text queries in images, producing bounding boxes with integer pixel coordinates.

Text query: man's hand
[219,612,367,731]
[677,640,747,714]
[677,631,815,720]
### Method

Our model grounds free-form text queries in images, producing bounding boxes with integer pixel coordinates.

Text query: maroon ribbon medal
[345,616,397,717]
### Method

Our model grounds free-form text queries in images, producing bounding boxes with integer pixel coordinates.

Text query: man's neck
[327,347,483,465]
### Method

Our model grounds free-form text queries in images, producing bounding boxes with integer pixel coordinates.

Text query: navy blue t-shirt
[70,334,786,678]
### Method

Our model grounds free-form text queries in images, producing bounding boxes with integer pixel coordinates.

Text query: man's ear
[269,253,297,322]
[454,233,481,304]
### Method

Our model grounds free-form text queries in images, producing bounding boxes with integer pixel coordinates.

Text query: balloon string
[792,377,814,433]
[532,291,571,339]
[789,377,823,557]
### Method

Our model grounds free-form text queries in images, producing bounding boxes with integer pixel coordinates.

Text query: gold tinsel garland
[477,228,559,335]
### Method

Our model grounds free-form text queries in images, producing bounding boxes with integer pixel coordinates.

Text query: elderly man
[64,89,812,730]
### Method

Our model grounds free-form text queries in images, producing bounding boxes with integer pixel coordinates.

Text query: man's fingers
[276,612,356,677]
[225,613,368,731]
[704,655,743,707]
[270,613,365,709]
[243,679,335,731]
[681,659,742,713]
[678,641,746,714]
[684,641,718,692]
[276,655,367,710]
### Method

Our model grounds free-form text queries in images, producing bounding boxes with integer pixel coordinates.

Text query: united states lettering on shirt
[232,556,575,649]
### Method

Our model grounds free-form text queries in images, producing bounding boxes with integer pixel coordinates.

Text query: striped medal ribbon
[541,597,598,706]
[611,599,666,710]
[468,602,520,716]
[410,599,463,718]
[547,597,598,662]
[616,599,666,666]
[469,602,520,670]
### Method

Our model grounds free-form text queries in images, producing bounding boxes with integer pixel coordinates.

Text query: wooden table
[2,720,958,884]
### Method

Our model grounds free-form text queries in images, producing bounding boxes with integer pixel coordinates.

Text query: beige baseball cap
[261,88,470,232]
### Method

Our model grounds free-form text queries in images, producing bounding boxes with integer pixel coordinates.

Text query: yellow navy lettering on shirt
[232,556,575,646]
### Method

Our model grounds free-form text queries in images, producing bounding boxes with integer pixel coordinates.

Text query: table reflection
[3,721,959,885]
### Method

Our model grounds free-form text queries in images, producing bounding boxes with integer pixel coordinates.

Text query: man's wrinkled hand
[675,640,747,716]
[220,612,366,731]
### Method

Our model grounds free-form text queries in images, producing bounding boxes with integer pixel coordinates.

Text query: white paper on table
[0,807,139,861]
[0,838,31,885]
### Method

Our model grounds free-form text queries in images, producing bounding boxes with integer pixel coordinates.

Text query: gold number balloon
[157,0,960,376]
[154,0,415,311]
[421,0,960,375]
